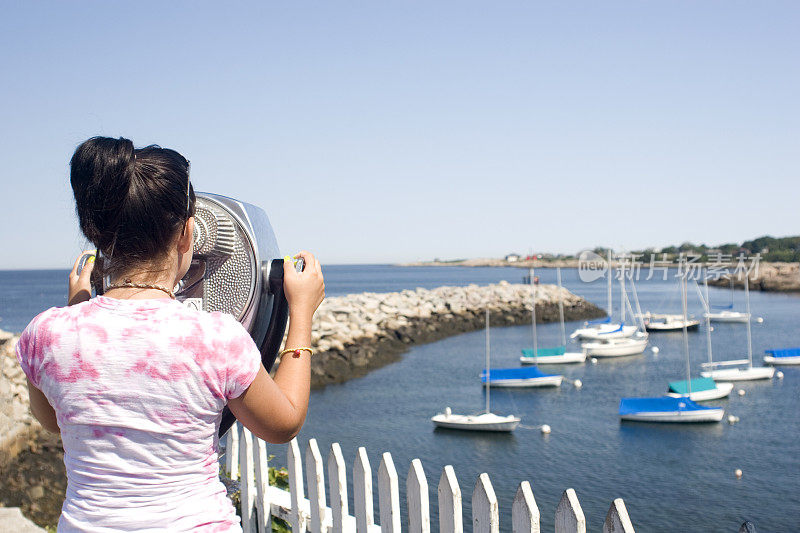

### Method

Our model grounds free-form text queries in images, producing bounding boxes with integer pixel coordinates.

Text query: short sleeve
[15,314,42,388]
[218,315,262,400]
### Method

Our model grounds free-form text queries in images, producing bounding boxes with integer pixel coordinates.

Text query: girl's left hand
[68,252,96,306]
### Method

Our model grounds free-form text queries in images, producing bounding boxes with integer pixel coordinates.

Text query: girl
[16,136,325,531]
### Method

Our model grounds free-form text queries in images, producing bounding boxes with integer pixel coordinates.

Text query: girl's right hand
[283,251,325,320]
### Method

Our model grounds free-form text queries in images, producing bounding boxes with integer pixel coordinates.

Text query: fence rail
[223,423,636,533]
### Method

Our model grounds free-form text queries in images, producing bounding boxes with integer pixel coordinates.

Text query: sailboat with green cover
[520,268,586,364]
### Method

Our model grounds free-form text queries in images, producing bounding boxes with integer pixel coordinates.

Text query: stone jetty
[299,281,604,387]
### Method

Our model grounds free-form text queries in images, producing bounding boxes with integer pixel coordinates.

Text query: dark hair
[70,136,196,279]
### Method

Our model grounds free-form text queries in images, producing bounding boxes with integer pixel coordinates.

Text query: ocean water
[1,266,798,531]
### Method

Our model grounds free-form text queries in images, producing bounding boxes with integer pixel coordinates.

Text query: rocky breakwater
[708,262,800,292]
[303,282,605,387]
[0,329,38,463]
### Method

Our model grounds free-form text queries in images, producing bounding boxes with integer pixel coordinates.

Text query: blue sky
[1,2,798,268]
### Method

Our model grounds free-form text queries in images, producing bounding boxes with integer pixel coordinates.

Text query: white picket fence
[224,422,636,533]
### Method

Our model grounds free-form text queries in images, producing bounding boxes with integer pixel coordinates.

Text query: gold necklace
[105,279,176,299]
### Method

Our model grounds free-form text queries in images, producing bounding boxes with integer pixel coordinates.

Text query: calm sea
[1,266,798,531]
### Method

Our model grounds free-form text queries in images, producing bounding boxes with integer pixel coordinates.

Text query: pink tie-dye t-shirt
[15,295,262,532]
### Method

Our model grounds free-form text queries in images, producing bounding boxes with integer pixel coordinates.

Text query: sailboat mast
[485,309,491,414]
[557,267,566,346]
[681,273,692,395]
[530,268,538,359]
[607,250,613,317]
[620,261,626,323]
[704,275,713,365]
[744,274,754,369]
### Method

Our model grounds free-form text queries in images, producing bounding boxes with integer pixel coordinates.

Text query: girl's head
[70,136,196,281]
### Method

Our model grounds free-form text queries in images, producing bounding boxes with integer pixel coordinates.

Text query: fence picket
[511,482,539,533]
[555,489,586,533]
[603,498,634,533]
[472,473,499,533]
[288,438,308,533]
[378,452,401,533]
[407,459,430,533]
[253,437,271,532]
[306,439,327,533]
[328,443,349,533]
[354,447,375,533]
[238,425,256,533]
[438,465,463,533]
[225,422,239,478]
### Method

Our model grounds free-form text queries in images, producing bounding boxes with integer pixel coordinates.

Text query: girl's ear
[178,217,195,254]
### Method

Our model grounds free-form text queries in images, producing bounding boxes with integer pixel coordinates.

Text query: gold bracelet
[280,347,314,358]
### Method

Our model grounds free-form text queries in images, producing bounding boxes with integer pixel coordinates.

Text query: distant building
[505,253,521,263]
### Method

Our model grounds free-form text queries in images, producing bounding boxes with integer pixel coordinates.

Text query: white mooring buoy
[727,415,740,424]
[738,389,746,397]
[651,346,660,354]
[777,371,784,379]
[735,469,743,479]
[591,357,598,364]
[573,379,582,389]
[541,424,551,435]
[756,317,764,323]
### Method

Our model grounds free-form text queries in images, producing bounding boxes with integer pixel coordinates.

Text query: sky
[0,1,798,268]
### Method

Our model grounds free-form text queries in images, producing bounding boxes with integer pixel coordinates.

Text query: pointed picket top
[225,422,240,478]
[305,439,327,533]
[238,425,256,533]
[512,481,539,533]
[288,438,307,533]
[353,447,374,533]
[407,459,430,533]
[253,437,272,533]
[378,452,401,533]
[328,442,349,533]
[555,489,586,533]
[472,473,499,533]
[438,465,463,533]
[603,498,634,533]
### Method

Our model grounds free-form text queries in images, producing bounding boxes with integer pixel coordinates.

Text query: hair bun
[70,136,136,250]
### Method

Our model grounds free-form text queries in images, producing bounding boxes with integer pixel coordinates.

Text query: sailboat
[583,263,649,357]
[764,348,800,365]
[571,251,638,340]
[704,277,750,323]
[431,310,521,432]
[666,279,733,401]
[619,274,725,423]
[700,275,775,381]
[520,268,586,364]
[642,312,700,332]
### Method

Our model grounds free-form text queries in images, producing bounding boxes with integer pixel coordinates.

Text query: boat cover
[765,348,800,358]
[481,367,556,382]
[599,323,624,334]
[619,396,715,415]
[668,377,717,394]
[711,303,734,310]
[521,346,566,357]
[587,317,611,325]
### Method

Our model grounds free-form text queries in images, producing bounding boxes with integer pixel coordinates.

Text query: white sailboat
[666,278,733,401]
[620,275,725,423]
[642,312,700,332]
[583,263,649,357]
[704,277,750,323]
[700,275,774,381]
[432,310,521,432]
[571,251,638,340]
[520,267,585,364]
